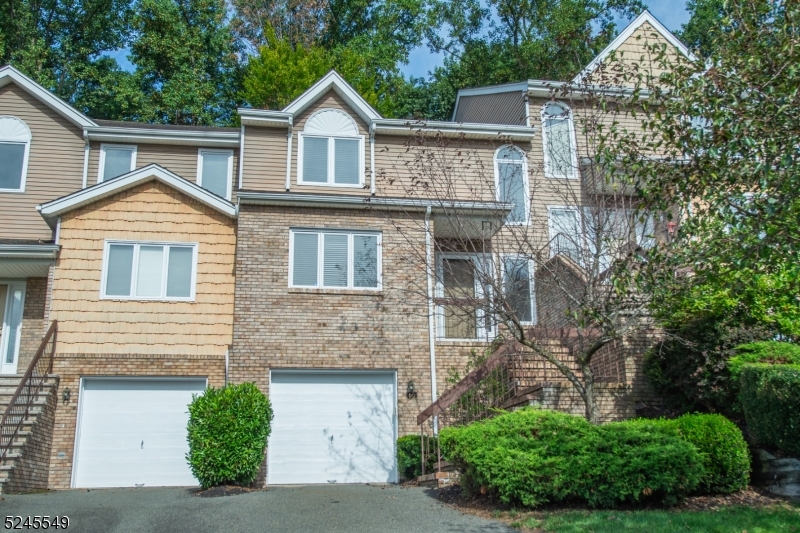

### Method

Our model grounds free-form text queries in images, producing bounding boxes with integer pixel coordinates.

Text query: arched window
[0,116,32,192]
[541,102,578,179]
[298,109,364,187]
[494,145,529,224]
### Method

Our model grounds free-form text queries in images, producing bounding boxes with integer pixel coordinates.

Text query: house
[0,11,691,492]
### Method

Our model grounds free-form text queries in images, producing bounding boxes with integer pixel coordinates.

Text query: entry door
[0,281,26,375]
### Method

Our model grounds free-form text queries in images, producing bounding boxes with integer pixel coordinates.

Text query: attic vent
[304,109,359,137]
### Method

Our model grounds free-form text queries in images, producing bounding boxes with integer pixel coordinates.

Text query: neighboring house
[0,10,691,492]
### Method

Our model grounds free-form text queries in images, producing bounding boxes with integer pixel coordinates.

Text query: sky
[399,0,692,78]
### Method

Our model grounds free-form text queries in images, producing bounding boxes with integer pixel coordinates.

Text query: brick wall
[17,277,48,373]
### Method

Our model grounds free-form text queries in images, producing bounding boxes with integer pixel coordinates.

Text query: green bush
[729,342,800,383]
[633,414,750,494]
[739,364,800,456]
[186,382,274,489]
[397,435,439,480]
[440,409,703,508]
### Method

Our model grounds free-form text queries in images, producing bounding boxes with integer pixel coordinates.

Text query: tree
[677,0,728,57]
[230,0,329,52]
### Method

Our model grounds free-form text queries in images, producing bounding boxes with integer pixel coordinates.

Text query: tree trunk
[581,364,601,425]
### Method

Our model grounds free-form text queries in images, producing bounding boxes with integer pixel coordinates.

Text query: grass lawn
[508,505,800,533]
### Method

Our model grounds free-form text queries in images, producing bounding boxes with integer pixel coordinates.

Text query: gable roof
[0,65,97,128]
[37,164,236,224]
[572,10,695,84]
[282,70,381,124]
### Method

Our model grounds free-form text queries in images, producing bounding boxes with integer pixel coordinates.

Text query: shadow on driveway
[1,484,513,533]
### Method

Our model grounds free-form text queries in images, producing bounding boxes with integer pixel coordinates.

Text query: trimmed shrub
[440,409,703,508]
[397,435,438,480]
[186,382,274,489]
[740,364,800,456]
[729,342,800,383]
[633,414,750,494]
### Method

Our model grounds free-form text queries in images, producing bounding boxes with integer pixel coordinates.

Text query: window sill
[435,339,492,345]
[295,182,366,189]
[287,287,383,297]
[0,188,25,194]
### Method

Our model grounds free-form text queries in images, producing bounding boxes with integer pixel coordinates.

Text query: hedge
[186,382,274,489]
[729,342,800,383]
[397,435,439,480]
[740,363,800,456]
[440,409,703,508]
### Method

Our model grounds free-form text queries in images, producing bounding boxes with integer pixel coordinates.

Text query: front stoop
[0,375,59,494]
[417,461,460,488]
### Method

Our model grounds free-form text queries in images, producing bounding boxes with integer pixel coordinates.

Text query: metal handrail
[0,320,57,462]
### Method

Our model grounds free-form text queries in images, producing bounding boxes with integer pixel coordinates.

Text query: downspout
[225,347,229,386]
[81,131,90,188]
[285,120,294,191]
[369,122,376,195]
[238,125,245,190]
[425,205,438,434]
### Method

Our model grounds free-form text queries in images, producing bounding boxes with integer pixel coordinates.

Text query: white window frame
[493,145,530,225]
[100,240,198,301]
[541,102,579,180]
[0,116,32,193]
[499,254,537,325]
[297,133,366,188]
[547,205,584,261]
[435,252,495,340]
[288,228,382,290]
[98,143,137,183]
[196,149,234,200]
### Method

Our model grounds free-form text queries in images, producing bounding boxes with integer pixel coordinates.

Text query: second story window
[290,229,381,290]
[298,109,364,187]
[197,149,233,200]
[99,144,137,182]
[0,116,32,193]
[495,145,529,224]
[542,102,578,179]
[102,240,197,300]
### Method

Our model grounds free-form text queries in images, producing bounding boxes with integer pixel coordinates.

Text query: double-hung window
[501,256,536,324]
[298,109,364,187]
[542,102,578,179]
[436,254,494,339]
[99,144,137,182]
[197,149,233,200]
[0,116,32,193]
[102,241,197,300]
[495,146,529,224]
[290,229,381,290]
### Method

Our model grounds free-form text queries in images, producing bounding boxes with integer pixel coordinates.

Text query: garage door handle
[141,440,144,449]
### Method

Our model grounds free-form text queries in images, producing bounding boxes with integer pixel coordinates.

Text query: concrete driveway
[0,484,512,533]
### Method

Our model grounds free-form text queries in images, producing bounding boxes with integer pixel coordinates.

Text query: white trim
[373,119,536,141]
[288,228,382,291]
[572,10,695,84]
[39,164,237,220]
[369,124,376,195]
[283,70,381,124]
[100,240,198,301]
[55,218,61,245]
[0,116,32,193]
[196,148,234,201]
[238,125,245,190]
[435,253,495,340]
[85,126,240,148]
[493,145,530,225]
[424,207,437,430]
[499,254,537,325]
[0,279,26,375]
[238,108,293,127]
[297,131,366,188]
[98,143,137,183]
[541,102,579,180]
[0,65,96,128]
[81,131,90,189]
[285,129,293,191]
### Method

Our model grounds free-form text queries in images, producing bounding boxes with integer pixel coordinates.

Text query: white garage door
[73,378,206,488]
[268,371,397,484]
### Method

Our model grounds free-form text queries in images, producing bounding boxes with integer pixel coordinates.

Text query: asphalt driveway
[0,484,512,533]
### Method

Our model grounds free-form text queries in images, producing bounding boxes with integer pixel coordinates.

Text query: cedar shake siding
[0,83,85,241]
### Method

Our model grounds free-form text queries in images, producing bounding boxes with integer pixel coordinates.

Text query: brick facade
[17,277,48,373]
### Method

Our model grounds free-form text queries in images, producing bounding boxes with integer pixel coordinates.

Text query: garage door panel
[268,371,397,485]
[74,378,205,488]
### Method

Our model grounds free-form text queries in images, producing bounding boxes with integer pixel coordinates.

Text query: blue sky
[400,0,691,78]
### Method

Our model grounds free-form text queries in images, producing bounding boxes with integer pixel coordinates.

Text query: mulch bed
[195,485,258,498]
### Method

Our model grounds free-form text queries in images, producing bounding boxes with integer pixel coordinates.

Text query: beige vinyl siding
[50,180,236,355]
[241,126,287,191]
[87,141,240,202]
[597,22,684,83]
[0,83,85,240]
[454,92,528,125]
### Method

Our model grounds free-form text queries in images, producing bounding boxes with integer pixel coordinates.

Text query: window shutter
[303,137,329,182]
[201,152,229,198]
[103,148,134,181]
[292,233,319,286]
[0,143,25,189]
[105,244,134,296]
[166,246,194,297]
[503,257,533,323]
[323,233,348,287]
[135,245,164,297]
[353,235,378,288]
[334,138,360,184]
[498,162,526,222]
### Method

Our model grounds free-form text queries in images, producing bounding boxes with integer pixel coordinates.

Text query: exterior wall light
[406,381,417,399]
[62,388,71,403]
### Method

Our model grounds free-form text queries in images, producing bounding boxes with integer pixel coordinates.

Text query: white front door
[0,281,26,375]
[268,370,398,485]
[72,378,207,488]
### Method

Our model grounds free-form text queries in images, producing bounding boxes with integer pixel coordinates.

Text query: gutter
[82,130,90,189]
[425,206,438,434]
[84,127,241,148]
[373,119,536,141]
[0,244,60,260]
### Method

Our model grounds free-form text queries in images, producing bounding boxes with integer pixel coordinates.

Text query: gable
[282,70,381,124]
[294,90,369,136]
